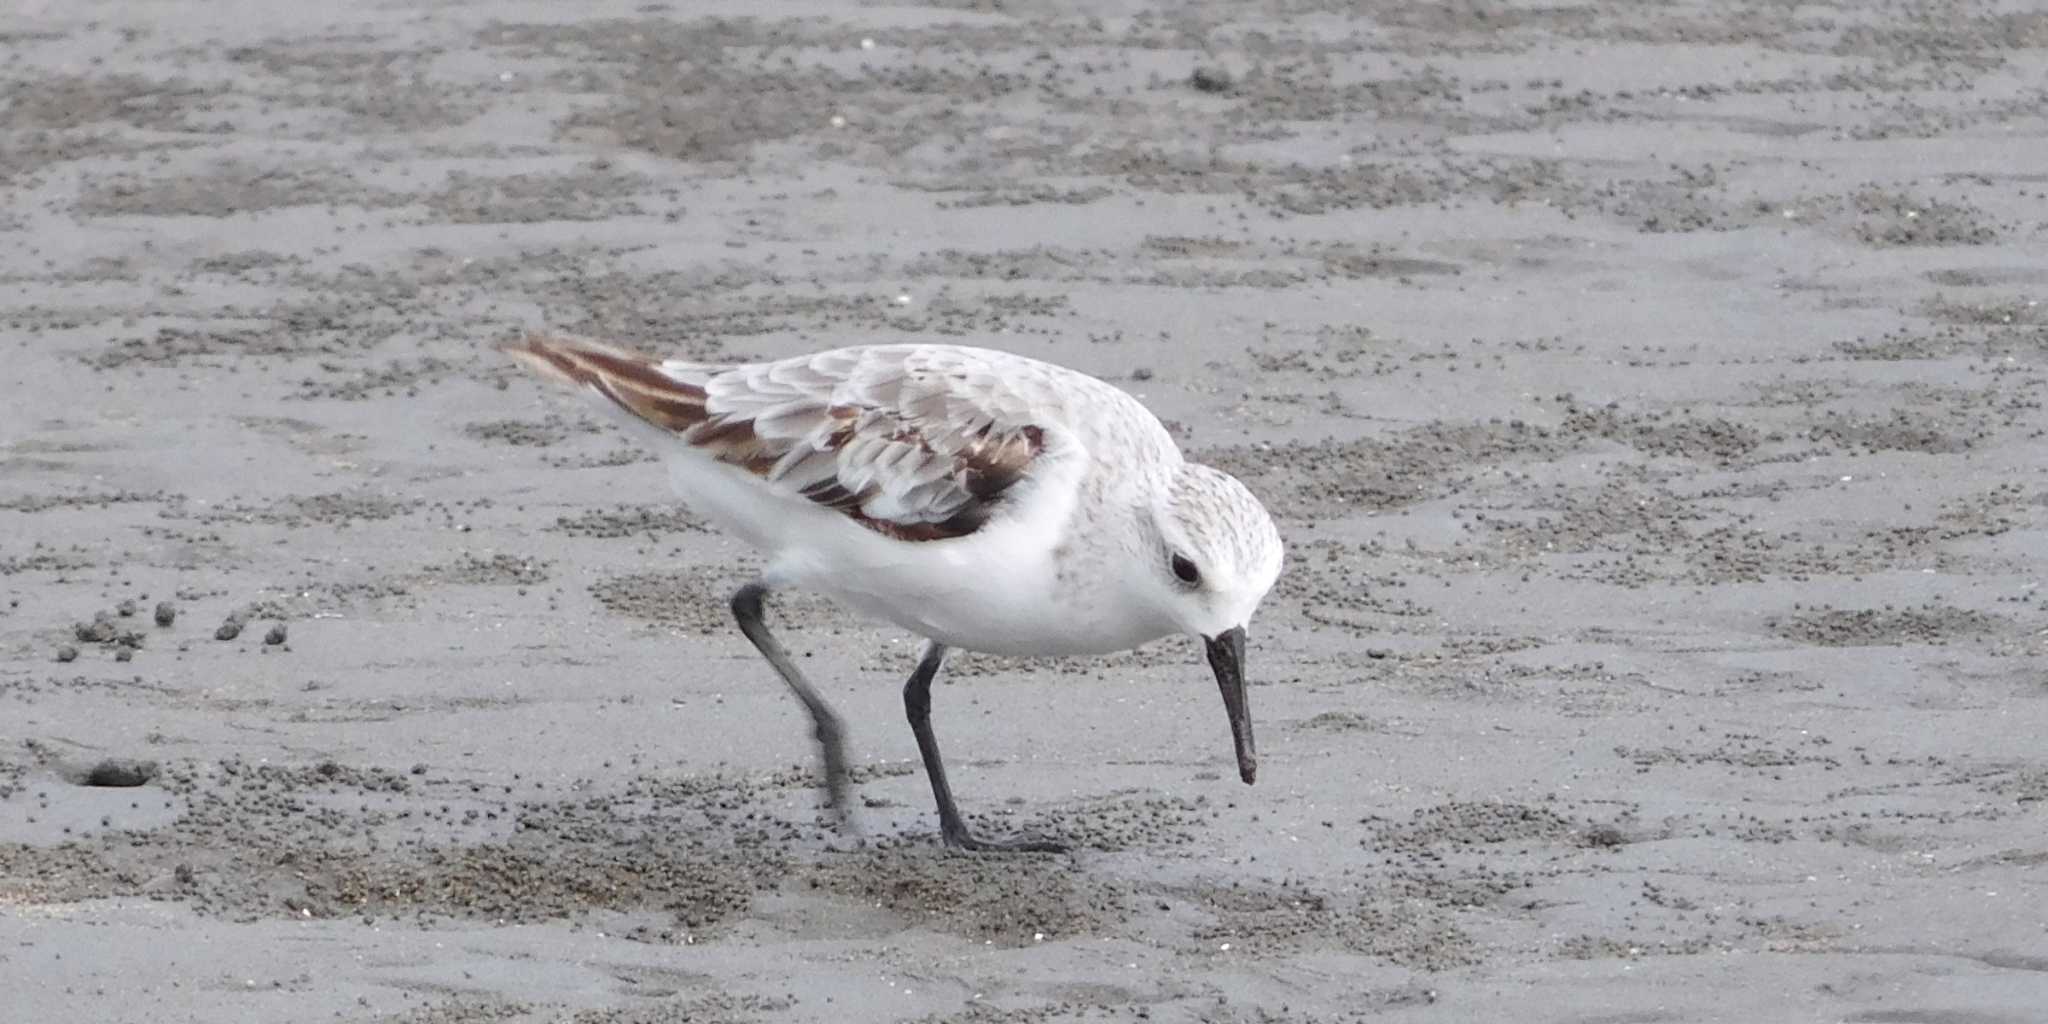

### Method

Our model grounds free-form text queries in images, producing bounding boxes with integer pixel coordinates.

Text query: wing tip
[500,332,680,394]
[498,331,565,383]
[498,331,709,433]
[499,331,638,374]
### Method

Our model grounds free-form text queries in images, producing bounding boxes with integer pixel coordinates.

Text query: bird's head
[1144,462,1284,785]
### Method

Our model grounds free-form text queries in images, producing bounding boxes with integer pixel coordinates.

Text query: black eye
[1170,553,1201,585]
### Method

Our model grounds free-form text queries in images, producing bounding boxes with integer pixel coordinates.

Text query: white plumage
[506,334,1282,850]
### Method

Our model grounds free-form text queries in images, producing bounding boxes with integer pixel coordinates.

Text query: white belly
[663,450,1169,657]
[810,536,1169,657]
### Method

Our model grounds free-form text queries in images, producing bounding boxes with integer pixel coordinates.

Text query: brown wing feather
[501,334,710,433]
[502,334,1045,542]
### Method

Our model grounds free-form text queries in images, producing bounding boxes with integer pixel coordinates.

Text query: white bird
[505,334,1284,852]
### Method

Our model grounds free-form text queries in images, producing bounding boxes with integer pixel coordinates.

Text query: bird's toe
[943,828,1067,854]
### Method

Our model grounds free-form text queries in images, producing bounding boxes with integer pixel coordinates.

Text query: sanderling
[506,335,1284,852]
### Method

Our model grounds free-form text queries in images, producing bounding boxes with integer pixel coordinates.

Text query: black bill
[1204,626,1257,784]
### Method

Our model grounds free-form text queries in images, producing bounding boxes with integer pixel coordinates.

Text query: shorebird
[505,335,1283,852]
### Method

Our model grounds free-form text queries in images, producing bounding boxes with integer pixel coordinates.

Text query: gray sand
[2,1,2045,1021]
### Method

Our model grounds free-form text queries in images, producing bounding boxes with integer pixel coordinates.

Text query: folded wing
[504,334,1047,542]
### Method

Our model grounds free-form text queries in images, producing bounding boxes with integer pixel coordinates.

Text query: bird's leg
[903,640,1066,853]
[730,582,852,824]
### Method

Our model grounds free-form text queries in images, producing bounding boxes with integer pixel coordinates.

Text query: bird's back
[672,343,1177,466]
[509,338,1179,545]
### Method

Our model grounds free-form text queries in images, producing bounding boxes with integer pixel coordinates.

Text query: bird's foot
[815,735,856,829]
[822,777,853,823]
[941,824,1067,854]
[823,802,859,837]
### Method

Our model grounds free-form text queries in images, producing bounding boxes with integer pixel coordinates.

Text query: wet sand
[2,1,2045,1021]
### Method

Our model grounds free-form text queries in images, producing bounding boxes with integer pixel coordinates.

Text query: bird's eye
[1170,553,1201,586]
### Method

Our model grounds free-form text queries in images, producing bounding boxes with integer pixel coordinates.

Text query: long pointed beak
[1204,626,1256,784]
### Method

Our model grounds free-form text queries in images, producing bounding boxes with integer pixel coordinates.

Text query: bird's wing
[503,334,1052,542]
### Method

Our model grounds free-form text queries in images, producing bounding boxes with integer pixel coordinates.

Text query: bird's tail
[500,333,713,435]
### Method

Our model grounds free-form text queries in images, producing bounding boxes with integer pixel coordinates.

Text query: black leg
[903,641,1066,853]
[730,582,852,822]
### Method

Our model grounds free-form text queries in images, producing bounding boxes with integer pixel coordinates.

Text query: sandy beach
[2,0,2045,1021]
